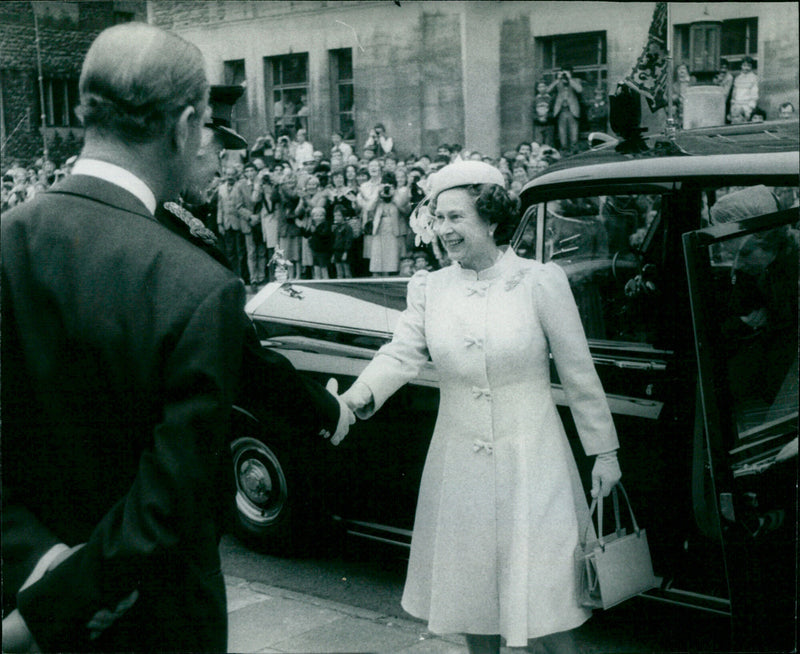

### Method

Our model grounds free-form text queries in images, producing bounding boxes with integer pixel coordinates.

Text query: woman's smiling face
[433,187,497,271]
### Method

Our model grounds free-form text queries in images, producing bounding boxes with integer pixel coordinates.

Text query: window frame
[329,48,355,143]
[33,76,79,128]
[535,31,608,133]
[265,53,310,139]
[674,17,759,74]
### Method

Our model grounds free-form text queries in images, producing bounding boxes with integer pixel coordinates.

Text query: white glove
[591,450,622,498]
[325,378,356,446]
[339,380,375,420]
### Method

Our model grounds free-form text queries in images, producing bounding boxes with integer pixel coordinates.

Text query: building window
[265,53,308,138]
[329,48,354,142]
[34,77,80,127]
[536,31,607,132]
[675,18,758,74]
[223,59,248,138]
[113,11,134,24]
[720,18,758,69]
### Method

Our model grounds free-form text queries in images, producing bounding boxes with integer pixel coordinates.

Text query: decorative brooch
[504,269,528,292]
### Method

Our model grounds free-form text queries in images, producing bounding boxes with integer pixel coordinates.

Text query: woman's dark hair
[431,184,519,246]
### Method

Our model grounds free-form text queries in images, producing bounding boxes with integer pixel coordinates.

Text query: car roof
[522,120,799,201]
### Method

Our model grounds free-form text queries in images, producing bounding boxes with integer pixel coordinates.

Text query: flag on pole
[623,2,669,112]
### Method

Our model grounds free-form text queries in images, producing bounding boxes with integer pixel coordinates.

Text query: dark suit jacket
[1,175,247,651]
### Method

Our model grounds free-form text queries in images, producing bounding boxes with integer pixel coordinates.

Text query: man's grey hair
[76,23,208,143]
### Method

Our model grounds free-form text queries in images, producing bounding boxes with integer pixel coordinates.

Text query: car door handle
[613,360,667,371]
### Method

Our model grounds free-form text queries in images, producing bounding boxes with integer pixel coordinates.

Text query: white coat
[357,248,619,646]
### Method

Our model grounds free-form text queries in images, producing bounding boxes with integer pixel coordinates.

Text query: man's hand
[324,378,356,446]
[591,450,622,498]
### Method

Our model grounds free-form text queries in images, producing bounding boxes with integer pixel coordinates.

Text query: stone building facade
[0,1,145,165]
[150,1,799,158]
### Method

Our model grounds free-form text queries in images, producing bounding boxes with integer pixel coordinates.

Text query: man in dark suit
[158,86,353,448]
[1,23,301,652]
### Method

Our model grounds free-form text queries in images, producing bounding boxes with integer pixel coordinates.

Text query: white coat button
[473,439,494,454]
[466,283,488,297]
[472,386,492,400]
[464,336,483,349]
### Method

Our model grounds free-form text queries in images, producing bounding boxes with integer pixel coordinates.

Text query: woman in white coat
[338,161,622,654]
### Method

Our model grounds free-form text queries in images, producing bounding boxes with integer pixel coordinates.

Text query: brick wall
[1,1,145,166]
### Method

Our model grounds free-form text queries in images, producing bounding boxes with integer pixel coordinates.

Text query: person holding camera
[364,122,394,155]
[250,134,276,168]
[369,172,402,276]
[548,66,583,153]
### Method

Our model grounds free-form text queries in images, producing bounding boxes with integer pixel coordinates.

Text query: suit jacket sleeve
[356,270,430,416]
[15,277,247,650]
[534,262,619,455]
[236,325,341,439]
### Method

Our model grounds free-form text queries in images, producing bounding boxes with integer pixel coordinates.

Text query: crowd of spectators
[1,155,77,212]
[191,124,571,285]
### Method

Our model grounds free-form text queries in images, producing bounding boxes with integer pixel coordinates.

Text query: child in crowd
[533,80,555,147]
[302,206,332,279]
[729,56,759,123]
[398,255,415,277]
[413,249,434,272]
[587,86,609,133]
[331,204,354,279]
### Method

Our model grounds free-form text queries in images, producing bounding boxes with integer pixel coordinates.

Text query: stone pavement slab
[225,576,456,653]
[227,576,540,653]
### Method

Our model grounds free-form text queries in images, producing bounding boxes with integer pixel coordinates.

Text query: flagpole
[32,3,49,161]
[665,1,676,138]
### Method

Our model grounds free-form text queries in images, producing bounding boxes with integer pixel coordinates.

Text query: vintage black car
[234,119,798,651]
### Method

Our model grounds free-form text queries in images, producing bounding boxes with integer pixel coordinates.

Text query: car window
[701,185,799,441]
[518,193,664,346]
[702,185,800,266]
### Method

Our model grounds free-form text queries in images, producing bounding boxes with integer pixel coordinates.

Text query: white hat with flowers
[409,161,506,246]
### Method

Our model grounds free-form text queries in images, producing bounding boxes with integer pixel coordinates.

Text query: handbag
[574,483,658,610]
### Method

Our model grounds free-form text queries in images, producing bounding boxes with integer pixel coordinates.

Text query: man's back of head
[75,23,208,202]
[77,23,207,144]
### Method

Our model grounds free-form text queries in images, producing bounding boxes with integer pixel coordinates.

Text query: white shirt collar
[71,158,157,215]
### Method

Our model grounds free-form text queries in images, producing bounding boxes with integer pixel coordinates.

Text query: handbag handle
[580,483,642,551]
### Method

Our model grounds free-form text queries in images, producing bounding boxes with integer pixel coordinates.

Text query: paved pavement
[225,575,471,653]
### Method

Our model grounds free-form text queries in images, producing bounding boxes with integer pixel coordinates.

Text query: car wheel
[231,434,292,547]
[229,411,329,555]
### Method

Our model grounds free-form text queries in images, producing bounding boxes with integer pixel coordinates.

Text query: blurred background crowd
[2,121,568,285]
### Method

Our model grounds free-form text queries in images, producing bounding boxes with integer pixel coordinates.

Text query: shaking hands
[323,379,376,446]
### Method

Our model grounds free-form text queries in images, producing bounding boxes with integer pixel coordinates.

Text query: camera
[559,71,568,80]
[379,184,394,201]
